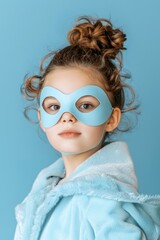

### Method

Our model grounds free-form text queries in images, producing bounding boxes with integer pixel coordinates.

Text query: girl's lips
[58,130,81,138]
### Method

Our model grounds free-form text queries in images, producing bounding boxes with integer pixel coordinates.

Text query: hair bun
[68,16,126,59]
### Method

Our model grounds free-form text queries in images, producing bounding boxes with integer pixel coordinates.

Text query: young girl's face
[39,67,117,157]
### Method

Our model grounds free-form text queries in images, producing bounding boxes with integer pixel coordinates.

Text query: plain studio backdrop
[0,0,160,239]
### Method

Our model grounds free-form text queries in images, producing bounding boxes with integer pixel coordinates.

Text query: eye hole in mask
[42,95,100,115]
[75,95,100,113]
[42,97,61,115]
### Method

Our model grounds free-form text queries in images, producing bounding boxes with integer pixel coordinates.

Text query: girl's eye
[49,104,60,111]
[79,103,95,112]
[45,104,60,114]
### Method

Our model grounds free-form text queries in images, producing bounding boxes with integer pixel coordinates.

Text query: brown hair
[21,16,139,135]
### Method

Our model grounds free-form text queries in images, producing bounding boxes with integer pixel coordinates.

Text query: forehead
[43,67,106,94]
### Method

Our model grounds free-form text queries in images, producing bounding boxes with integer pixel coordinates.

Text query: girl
[14,17,160,240]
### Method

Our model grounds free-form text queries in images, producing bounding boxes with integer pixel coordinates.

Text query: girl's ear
[38,109,46,132]
[105,107,121,132]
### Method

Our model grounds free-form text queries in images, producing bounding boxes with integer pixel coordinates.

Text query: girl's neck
[61,145,101,179]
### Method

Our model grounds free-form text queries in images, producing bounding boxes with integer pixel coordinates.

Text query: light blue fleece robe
[14,141,160,240]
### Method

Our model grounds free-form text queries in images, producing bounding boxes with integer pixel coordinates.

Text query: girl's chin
[51,142,102,157]
[58,146,100,157]
[52,144,85,155]
[56,148,87,156]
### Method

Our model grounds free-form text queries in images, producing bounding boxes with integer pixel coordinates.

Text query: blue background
[0,0,160,239]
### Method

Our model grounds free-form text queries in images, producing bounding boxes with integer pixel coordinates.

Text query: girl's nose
[60,112,77,123]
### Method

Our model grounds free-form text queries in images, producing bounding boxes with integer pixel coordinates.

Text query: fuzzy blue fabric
[14,142,160,240]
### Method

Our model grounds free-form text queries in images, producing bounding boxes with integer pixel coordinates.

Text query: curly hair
[21,16,139,135]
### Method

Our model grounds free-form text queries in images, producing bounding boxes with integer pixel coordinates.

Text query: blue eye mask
[40,85,113,127]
